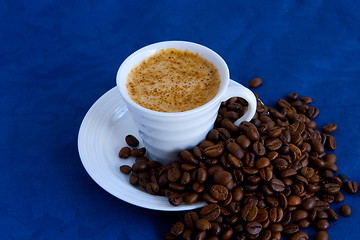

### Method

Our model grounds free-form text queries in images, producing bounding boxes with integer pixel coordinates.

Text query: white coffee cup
[116,41,257,164]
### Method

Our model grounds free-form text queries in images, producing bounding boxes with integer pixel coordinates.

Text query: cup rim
[116,40,230,117]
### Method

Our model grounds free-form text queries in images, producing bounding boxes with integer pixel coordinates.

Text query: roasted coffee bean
[169,221,184,236]
[280,168,297,178]
[334,192,345,203]
[246,221,262,235]
[290,231,309,240]
[221,228,234,240]
[291,209,309,222]
[184,212,199,228]
[196,168,207,183]
[298,219,310,229]
[269,223,283,233]
[326,135,336,150]
[265,138,282,151]
[322,123,338,133]
[249,77,262,88]
[180,172,191,185]
[184,193,199,204]
[129,174,139,185]
[307,106,319,119]
[240,121,260,141]
[269,206,283,223]
[283,223,299,235]
[215,128,230,142]
[131,161,148,173]
[236,135,251,149]
[302,197,316,210]
[255,157,270,169]
[327,208,338,221]
[270,178,285,192]
[119,165,132,174]
[192,182,205,193]
[288,195,302,206]
[340,205,352,217]
[180,150,198,164]
[207,129,220,142]
[204,143,225,158]
[200,204,220,221]
[210,185,228,201]
[118,147,131,158]
[228,153,242,168]
[226,141,244,159]
[252,141,266,155]
[242,202,258,222]
[145,182,159,195]
[232,187,244,201]
[315,219,330,230]
[300,167,315,178]
[167,167,181,182]
[125,135,139,147]
[130,147,146,157]
[195,218,211,231]
[324,183,340,194]
[315,231,329,240]
[221,118,238,132]
[260,166,273,181]
[194,231,206,240]
[345,181,358,193]
[316,211,328,219]
[168,193,183,206]
[213,170,232,186]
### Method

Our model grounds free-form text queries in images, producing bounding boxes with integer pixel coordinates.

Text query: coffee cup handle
[220,83,257,126]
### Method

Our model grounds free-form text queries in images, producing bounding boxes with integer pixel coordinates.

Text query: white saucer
[78,87,210,211]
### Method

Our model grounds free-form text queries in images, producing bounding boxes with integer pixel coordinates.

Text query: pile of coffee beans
[118,86,358,240]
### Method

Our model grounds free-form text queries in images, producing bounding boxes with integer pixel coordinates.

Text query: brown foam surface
[126,48,220,112]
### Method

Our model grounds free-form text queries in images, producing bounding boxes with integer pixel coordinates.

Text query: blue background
[1,0,359,239]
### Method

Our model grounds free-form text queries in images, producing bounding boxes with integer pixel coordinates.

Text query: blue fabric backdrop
[1,0,359,239]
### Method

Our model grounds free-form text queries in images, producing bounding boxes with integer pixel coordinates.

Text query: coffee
[126,48,221,112]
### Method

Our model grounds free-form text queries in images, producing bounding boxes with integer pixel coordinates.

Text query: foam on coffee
[126,48,221,112]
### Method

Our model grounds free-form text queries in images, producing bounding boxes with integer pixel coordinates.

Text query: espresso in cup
[126,48,221,112]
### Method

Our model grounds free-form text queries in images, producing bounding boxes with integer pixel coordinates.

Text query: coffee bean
[307,106,319,119]
[242,202,258,222]
[204,143,225,157]
[246,221,262,235]
[259,166,273,181]
[168,193,183,206]
[322,123,337,133]
[252,141,266,155]
[226,141,244,159]
[340,205,352,217]
[290,231,309,240]
[269,206,283,223]
[129,174,139,185]
[301,197,316,210]
[119,165,132,174]
[210,185,228,201]
[169,221,184,236]
[292,210,308,222]
[326,135,336,150]
[240,121,260,141]
[315,231,328,240]
[265,138,282,151]
[180,150,198,164]
[184,193,199,204]
[327,208,338,221]
[236,135,251,149]
[316,219,330,230]
[345,181,358,193]
[256,157,270,169]
[270,178,285,192]
[213,170,232,186]
[195,218,211,231]
[125,135,139,147]
[283,223,299,235]
[130,147,146,157]
[196,168,208,183]
[194,231,206,240]
[200,204,220,221]
[288,195,302,206]
[338,174,349,183]
[184,211,199,228]
[118,147,131,158]
[334,192,344,203]
[249,77,262,88]
[167,167,181,182]
[145,182,159,195]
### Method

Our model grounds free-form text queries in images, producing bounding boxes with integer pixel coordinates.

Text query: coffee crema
[126,48,221,112]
